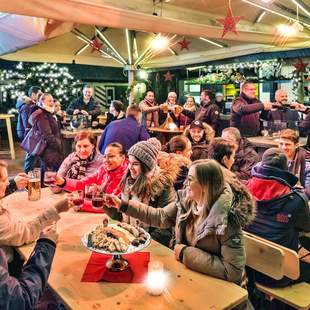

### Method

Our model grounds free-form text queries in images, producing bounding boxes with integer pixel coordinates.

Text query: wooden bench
[244,232,310,310]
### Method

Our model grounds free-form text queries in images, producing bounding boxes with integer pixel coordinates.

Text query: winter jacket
[0,201,61,261]
[62,160,128,196]
[159,152,191,191]
[230,93,264,136]
[246,164,310,286]
[16,98,34,140]
[105,157,178,247]
[182,101,220,132]
[232,138,259,181]
[286,148,310,197]
[28,107,63,169]
[0,239,56,310]
[66,96,101,120]
[262,106,300,125]
[116,179,255,284]
[98,115,150,154]
[139,99,160,127]
[4,179,18,197]
[57,150,104,179]
[104,112,125,128]
[184,123,215,161]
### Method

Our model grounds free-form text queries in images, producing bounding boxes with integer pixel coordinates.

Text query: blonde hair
[181,159,225,244]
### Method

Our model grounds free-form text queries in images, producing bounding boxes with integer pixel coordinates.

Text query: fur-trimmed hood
[220,166,256,228]
[183,122,215,145]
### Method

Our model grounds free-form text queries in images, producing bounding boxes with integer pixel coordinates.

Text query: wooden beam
[0,0,307,44]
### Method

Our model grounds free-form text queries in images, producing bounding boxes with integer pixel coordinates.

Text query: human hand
[263,102,272,110]
[40,225,59,244]
[14,173,29,190]
[54,198,72,213]
[73,109,80,115]
[54,175,65,186]
[174,244,186,261]
[104,194,121,209]
[291,102,306,112]
[81,110,89,116]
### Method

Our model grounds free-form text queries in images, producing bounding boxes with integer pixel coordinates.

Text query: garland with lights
[0,62,81,111]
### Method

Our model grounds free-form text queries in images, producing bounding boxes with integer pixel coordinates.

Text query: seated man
[221,127,259,180]
[278,128,310,197]
[246,148,310,287]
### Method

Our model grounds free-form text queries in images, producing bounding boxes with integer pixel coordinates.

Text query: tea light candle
[146,261,166,296]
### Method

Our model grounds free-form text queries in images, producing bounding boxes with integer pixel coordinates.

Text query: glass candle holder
[146,260,166,296]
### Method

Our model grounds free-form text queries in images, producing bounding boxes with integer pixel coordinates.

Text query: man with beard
[230,81,272,136]
[262,89,300,125]
[66,84,100,121]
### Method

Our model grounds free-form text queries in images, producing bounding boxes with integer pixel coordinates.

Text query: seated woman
[184,120,214,161]
[179,96,196,127]
[55,142,127,196]
[106,138,178,247]
[105,159,255,284]
[58,131,103,179]
[163,135,192,190]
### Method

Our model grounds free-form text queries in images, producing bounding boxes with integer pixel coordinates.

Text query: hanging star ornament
[90,37,103,53]
[163,71,175,82]
[178,37,191,51]
[216,6,242,38]
[293,58,308,73]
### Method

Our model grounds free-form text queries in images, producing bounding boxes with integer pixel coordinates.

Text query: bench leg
[5,118,15,160]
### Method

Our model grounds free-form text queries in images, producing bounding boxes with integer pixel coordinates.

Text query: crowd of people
[1,80,310,309]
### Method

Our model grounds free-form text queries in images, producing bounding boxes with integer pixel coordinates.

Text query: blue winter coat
[98,115,150,154]
[0,238,56,310]
[16,99,34,140]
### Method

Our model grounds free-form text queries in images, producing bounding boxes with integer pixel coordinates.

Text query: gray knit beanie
[128,138,161,170]
[261,147,288,170]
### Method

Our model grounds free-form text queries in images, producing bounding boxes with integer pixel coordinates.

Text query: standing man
[230,81,272,136]
[262,89,300,125]
[181,89,220,133]
[16,86,42,140]
[139,90,160,128]
[215,92,225,114]
[66,84,101,121]
[98,104,150,154]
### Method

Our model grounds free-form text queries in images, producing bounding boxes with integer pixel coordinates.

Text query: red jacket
[63,160,128,196]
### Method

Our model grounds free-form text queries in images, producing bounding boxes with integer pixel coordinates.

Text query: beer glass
[162,103,168,114]
[92,187,105,210]
[28,169,41,201]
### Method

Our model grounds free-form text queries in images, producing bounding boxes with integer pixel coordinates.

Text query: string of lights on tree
[0,62,81,106]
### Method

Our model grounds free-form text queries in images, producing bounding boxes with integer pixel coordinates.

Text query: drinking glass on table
[92,188,105,210]
[28,169,41,201]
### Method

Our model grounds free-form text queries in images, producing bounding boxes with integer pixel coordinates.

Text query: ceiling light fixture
[199,37,224,48]
[256,11,267,23]
[290,0,310,18]
[242,0,310,28]
[150,35,170,50]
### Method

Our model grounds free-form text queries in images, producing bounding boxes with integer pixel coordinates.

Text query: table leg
[5,118,15,160]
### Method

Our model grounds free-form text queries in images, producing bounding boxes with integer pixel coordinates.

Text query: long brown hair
[181,159,225,244]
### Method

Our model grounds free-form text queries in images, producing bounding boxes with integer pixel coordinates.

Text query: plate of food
[81,216,151,271]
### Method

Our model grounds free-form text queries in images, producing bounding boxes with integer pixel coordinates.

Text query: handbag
[20,121,47,156]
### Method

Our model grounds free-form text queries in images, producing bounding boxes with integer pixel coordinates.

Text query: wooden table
[61,128,104,155]
[0,114,15,160]
[4,189,248,310]
[147,127,184,144]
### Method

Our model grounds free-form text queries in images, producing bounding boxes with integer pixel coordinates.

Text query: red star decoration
[178,37,191,51]
[90,37,103,53]
[216,7,242,38]
[163,71,174,82]
[293,59,308,73]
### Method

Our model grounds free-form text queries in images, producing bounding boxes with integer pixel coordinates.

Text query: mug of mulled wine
[92,189,105,210]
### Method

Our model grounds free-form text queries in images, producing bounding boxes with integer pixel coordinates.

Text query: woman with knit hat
[105,159,255,284]
[105,138,179,247]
